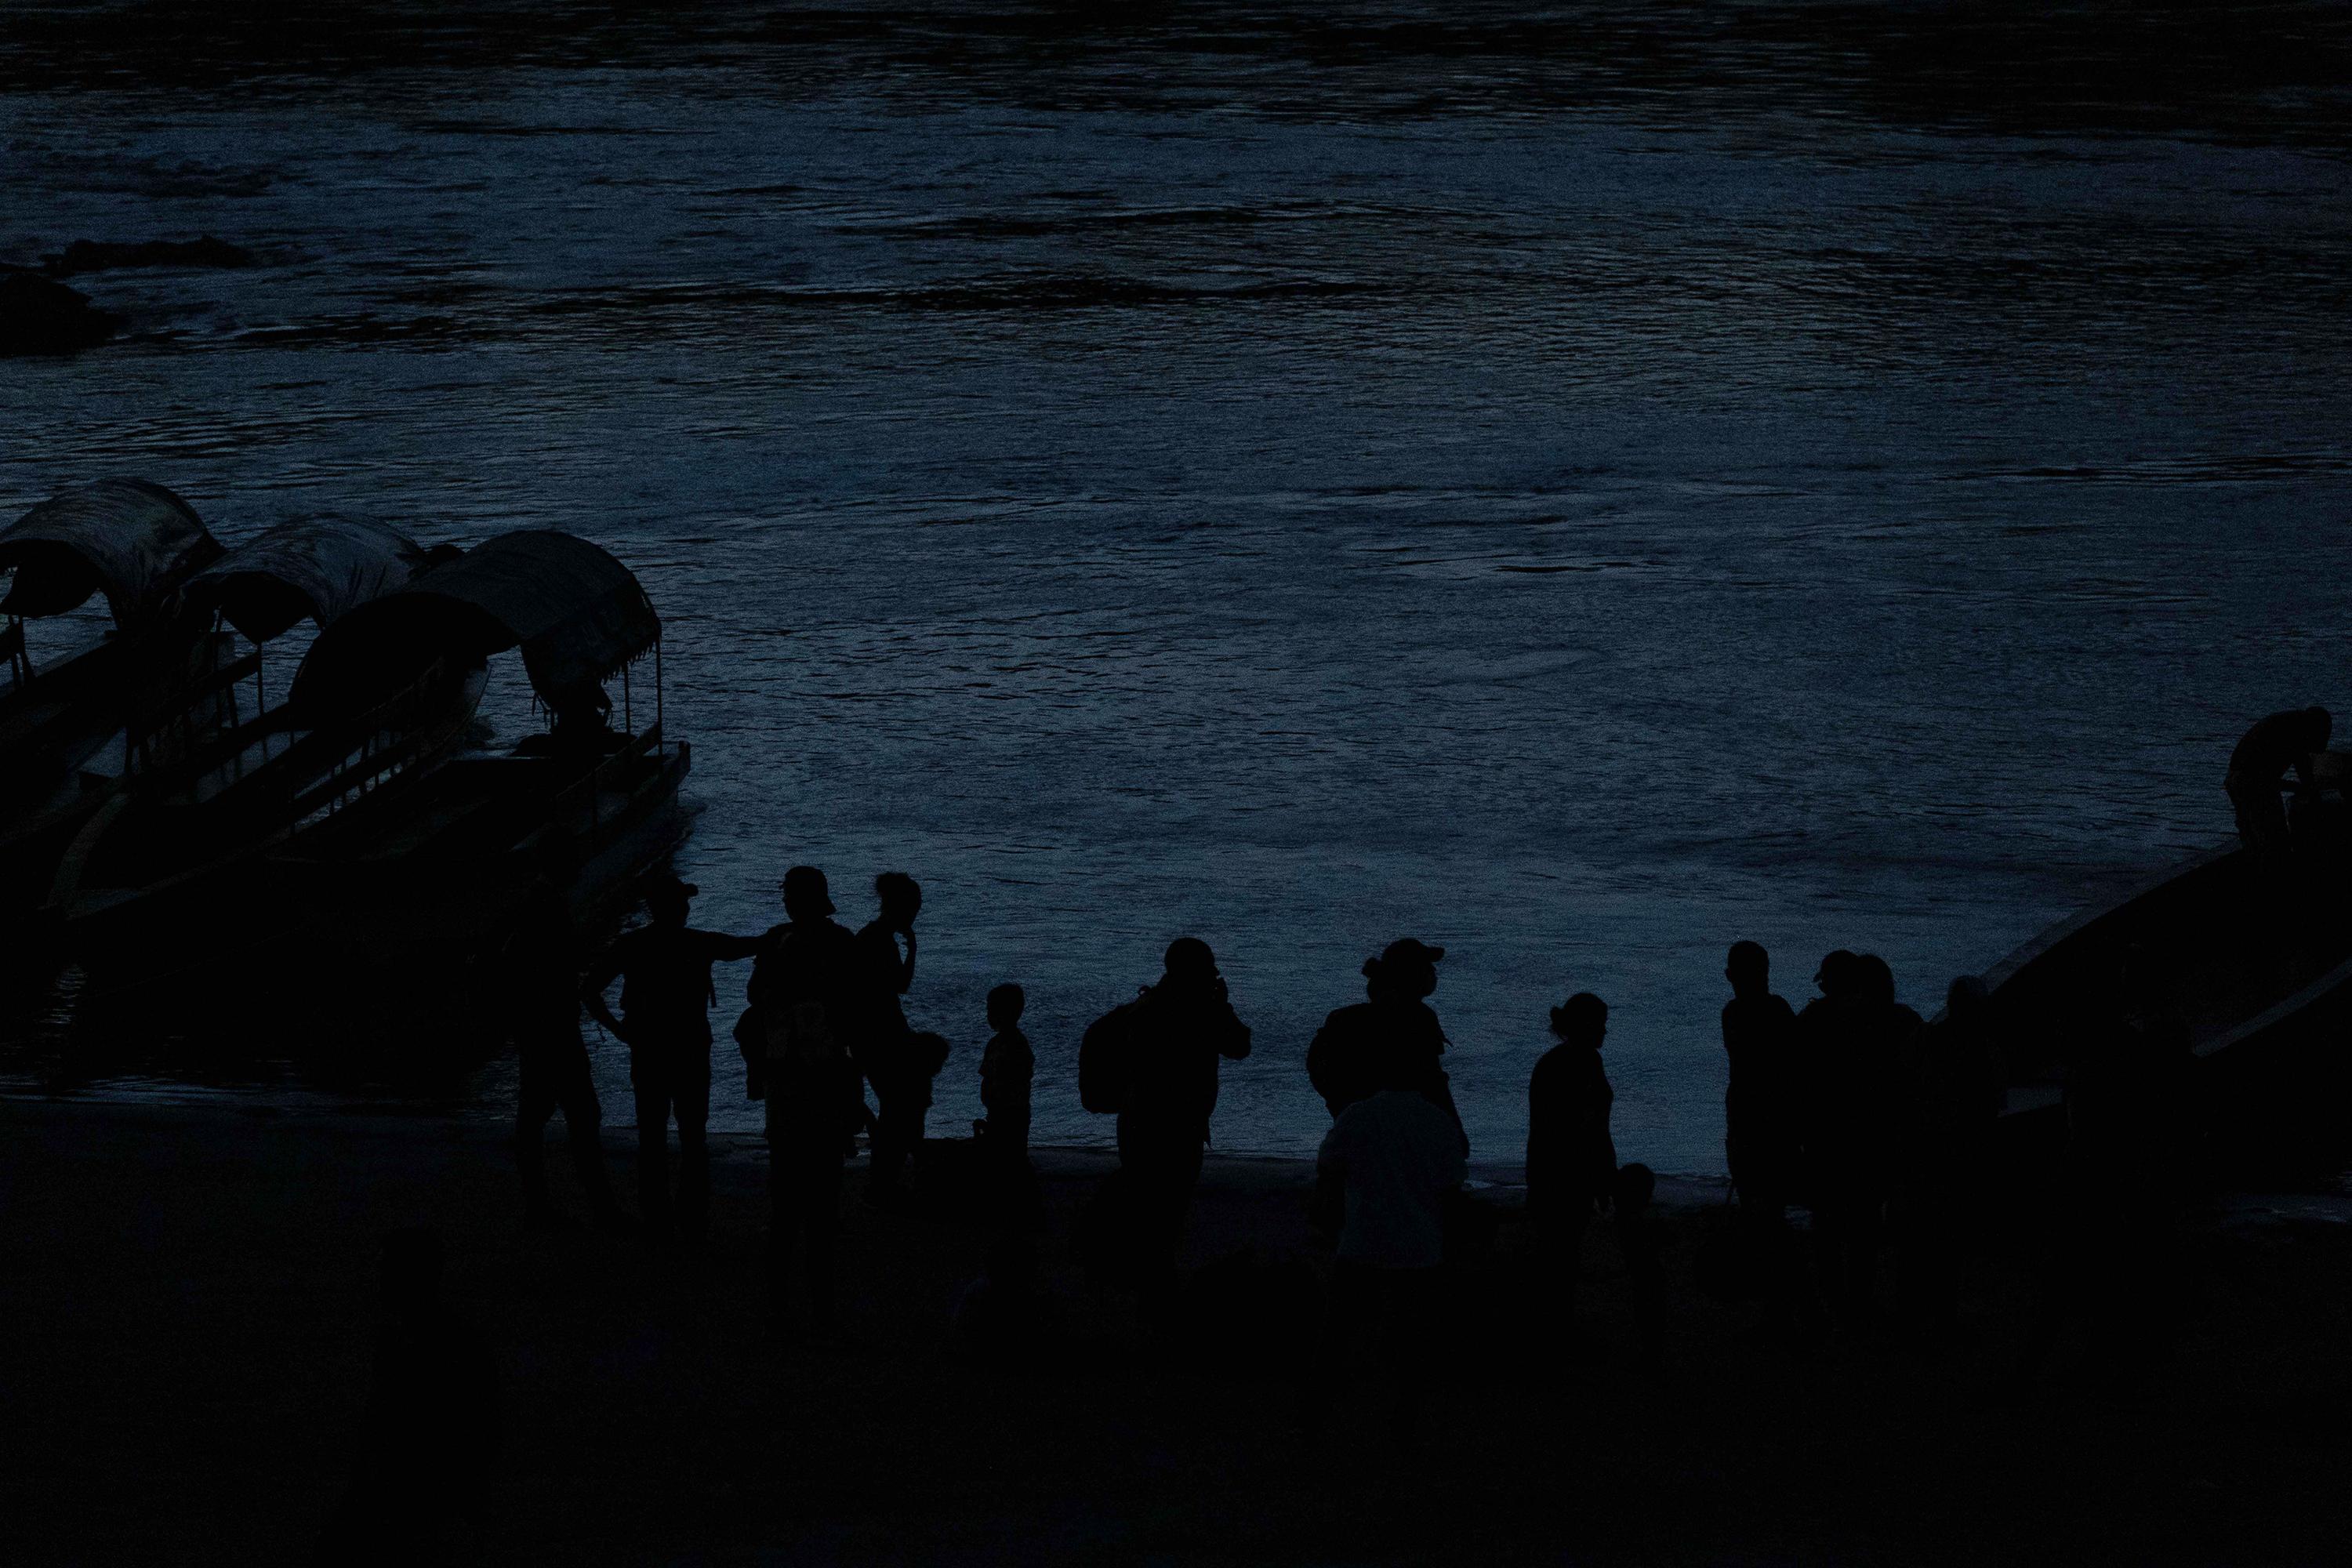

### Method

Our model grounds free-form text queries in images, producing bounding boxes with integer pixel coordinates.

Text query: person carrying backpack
[1080,937,1252,1300]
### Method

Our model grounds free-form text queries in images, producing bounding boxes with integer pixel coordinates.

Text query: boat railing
[286,659,459,828]
[543,724,670,839]
[122,642,261,780]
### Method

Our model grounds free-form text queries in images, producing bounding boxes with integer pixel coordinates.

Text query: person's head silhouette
[987,982,1025,1032]
[1161,936,1220,991]
[876,871,921,932]
[1549,992,1608,1048]
[780,866,834,924]
[1363,938,1444,1003]
[644,873,695,928]
[1726,939,1769,996]
[1813,949,1860,1000]
[1857,953,1896,1007]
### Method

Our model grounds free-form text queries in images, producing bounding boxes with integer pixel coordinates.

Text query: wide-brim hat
[1364,937,1445,978]
[780,865,835,915]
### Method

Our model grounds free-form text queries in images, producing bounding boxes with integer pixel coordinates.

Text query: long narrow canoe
[1980,838,2352,1150]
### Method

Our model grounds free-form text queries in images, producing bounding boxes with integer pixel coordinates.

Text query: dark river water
[6,2,2352,1171]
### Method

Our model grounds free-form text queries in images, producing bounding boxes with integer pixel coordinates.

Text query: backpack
[1078,998,1143,1115]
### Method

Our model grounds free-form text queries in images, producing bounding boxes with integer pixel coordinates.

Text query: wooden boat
[47,521,492,965]
[10,516,450,935]
[261,529,688,977]
[1980,812,2352,1156]
[0,480,226,908]
[67,529,687,1007]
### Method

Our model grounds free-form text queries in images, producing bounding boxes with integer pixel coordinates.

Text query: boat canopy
[291,530,659,713]
[0,479,223,623]
[181,517,445,644]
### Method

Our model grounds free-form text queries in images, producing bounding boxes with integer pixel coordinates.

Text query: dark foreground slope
[2,1099,2348,1566]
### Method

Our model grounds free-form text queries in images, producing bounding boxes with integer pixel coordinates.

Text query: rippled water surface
[6,2,2352,1170]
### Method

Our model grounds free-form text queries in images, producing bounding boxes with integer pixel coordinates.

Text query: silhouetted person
[1305,938,1468,1155]
[1721,940,1818,1337]
[856,871,948,1203]
[745,866,866,1335]
[1896,975,2005,1336]
[507,893,622,1231]
[314,1230,498,1564]
[1721,940,1801,1214]
[1527,993,1617,1322]
[1615,1163,1666,1380]
[2226,706,2330,862]
[583,874,762,1247]
[979,981,1034,1160]
[539,676,626,754]
[1092,937,1252,1300]
[1308,1056,1468,1445]
[1801,952,1919,1330]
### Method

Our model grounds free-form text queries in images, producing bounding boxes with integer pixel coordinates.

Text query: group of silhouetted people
[319,706,2315,1555]
[499,845,2216,1385]
[510,858,1967,1346]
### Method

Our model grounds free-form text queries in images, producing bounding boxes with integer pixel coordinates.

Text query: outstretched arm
[582,948,626,1039]
[703,930,766,963]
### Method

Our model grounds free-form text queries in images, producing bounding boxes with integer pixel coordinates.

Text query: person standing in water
[583,874,764,1247]
[1527,993,1617,1319]
[743,866,866,1336]
[1306,938,1468,1154]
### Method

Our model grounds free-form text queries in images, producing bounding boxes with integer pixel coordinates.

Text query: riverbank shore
[5,1096,2349,1564]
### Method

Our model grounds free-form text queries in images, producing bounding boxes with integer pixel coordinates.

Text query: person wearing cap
[1527,992,1617,1316]
[1305,938,1468,1156]
[2224,706,2332,863]
[1108,936,1253,1296]
[583,873,764,1247]
[743,866,866,1334]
